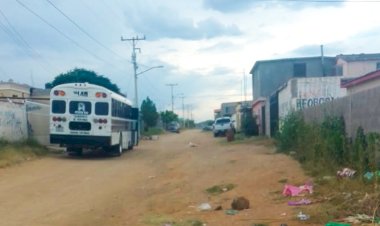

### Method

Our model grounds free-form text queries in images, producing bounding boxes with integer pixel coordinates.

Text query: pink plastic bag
[282,183,313,196]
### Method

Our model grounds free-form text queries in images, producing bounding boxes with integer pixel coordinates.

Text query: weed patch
[0,139,48,168]
[142,214,204,226]
[205,183,236,195]
[275,112,380,222]
[278,178,288,184]
[141,127,164,137]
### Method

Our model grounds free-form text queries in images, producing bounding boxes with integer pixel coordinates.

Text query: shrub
[275,112,305,153]
[276,113,380,173]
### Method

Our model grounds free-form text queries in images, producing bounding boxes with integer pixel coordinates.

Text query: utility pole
[178,94,185,128]
[166,83,178,112]
[121,35,145,107]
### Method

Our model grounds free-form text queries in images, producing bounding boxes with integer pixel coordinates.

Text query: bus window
[95,102,109,115]
[52,100,66,114]
[69,101,91,115]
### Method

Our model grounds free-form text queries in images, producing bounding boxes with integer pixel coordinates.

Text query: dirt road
[0,130,319,226]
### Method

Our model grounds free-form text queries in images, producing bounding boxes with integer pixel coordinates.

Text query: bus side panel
[131,108,139,146]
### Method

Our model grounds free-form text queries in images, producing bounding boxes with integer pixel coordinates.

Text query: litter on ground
[225,209,239,215]
[343,214,374,224]
[288,198,311,206]
[336,168,356,178]
[188,142,198,147]
[325,222,351,226]
[363,171,380,180]
[197,203,212,211]
[282,183,313,196]
[297,211,310,221]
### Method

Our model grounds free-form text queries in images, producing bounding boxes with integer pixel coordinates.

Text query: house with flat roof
[336,53,380,78]
[250,56,337,101]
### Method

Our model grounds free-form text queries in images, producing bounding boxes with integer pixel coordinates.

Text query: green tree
[45,68,121,94]
[160,110,178,127]
[141,97,159,131]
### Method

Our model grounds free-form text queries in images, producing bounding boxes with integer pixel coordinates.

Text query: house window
[293,63,306,77]
[376,62,380,70]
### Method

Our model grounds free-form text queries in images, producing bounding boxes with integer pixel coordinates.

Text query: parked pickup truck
[213,117,233,137]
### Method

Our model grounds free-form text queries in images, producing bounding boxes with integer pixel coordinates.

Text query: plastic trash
[188,142,198,147]
[325,222,351,226]
[364,172,374,180]
[297,212,310,221]
[337,168,356,178]
[198,203,212,211]
[288,198,311,206]
[225,209,239,215]
[282,183,313,196]
[363,171,380,180]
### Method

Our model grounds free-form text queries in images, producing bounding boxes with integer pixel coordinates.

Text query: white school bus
[49,83,138,156]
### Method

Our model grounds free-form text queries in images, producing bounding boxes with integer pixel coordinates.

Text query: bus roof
[51,83,133,106]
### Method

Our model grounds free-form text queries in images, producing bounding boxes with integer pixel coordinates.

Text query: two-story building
[250,56,339,136]
[250,56,337,101]
[336,53,380,78]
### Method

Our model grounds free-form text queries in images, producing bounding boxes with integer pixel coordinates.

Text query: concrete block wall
[26,101,50,145]
[302,86,380,137]
[0,102,28,141]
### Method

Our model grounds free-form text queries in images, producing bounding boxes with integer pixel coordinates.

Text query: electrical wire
[15,0,115,67]
[45,0,128,62]
[0,9,57,74]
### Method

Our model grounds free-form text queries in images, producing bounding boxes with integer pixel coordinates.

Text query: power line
[0,9,57,74]
[15,0,112,65]
[45,0,128,62]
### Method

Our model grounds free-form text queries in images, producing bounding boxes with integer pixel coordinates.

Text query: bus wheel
[67,147,82,156]
[113,137,122,156]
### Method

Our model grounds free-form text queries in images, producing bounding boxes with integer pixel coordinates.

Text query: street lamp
[134,65,163,108]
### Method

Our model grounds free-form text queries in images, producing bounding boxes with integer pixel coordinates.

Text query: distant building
[0,80,50,104]
[341,70,380,95]
[214,109,221,119]
[220,101,252,117]
[336,53,380,78]
[252,98,266,136]
[220,102,239,117]
[0,80,31,103]
[250,56,337,101]
[30,87,50,104]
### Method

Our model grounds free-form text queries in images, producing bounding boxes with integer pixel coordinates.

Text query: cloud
[203,0,344,13]
[287,26,380,58]
[203,0,259,12]
[123,3,241,40]
[198,41,237,52]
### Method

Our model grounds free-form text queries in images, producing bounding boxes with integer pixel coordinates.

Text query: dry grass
[304,175,380,224]
[142,214,204,226]
[0,139,48,168]
[227,134,380,223]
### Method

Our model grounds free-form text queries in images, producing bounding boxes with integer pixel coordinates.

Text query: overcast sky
[1,0,380,122]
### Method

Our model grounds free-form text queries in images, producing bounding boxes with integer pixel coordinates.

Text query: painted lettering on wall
[296,97,334,110]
